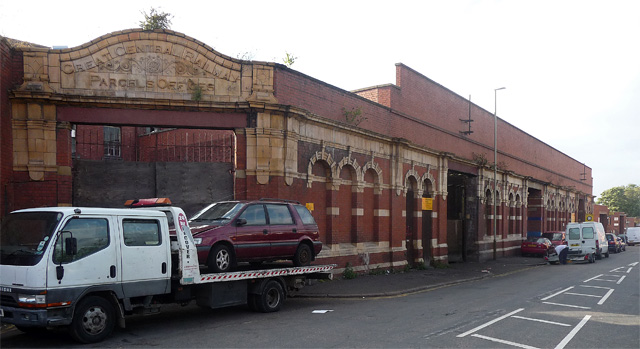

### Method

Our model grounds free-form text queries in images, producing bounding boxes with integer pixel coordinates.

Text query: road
[2,248,639,348]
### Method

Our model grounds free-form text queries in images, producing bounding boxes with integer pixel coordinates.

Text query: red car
[188,199,322,272]
[542,231,567,246]
[521,236,554,257]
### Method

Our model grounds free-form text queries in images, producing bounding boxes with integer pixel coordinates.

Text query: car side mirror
[236,218,247,226]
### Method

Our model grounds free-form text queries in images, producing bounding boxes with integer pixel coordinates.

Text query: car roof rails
[259,198,301,204]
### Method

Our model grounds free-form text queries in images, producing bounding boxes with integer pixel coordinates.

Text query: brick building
[0,30,595,273]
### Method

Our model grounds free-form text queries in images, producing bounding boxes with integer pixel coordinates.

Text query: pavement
[295,256,548,298]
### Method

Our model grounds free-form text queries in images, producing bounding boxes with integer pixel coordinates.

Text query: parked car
[542,231,567,246]
[188,199,323,272]
[521,236,554,257]
[626,227,640,246]
[606,233,621,253]
[617,236,626,252]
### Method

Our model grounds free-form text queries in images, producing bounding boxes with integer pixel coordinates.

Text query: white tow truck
[0,199,334,343]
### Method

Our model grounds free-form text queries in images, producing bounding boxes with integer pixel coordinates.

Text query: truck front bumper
[1,305,72,328]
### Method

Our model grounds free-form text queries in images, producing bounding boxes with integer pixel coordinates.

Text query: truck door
[118,216,171,297]
[47,215,120,290]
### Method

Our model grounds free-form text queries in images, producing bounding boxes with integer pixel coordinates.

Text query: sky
[1,0,638,198]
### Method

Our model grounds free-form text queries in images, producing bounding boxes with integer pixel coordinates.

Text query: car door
[265,204,298,257]
[118,216,170,297]
[234,204,270,258]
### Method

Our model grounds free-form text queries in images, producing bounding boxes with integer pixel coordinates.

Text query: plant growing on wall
[191,84,203,101]
[283,52,297,67]
[472,152,489,167]
[139,7,173,30]
[342,107,367,126]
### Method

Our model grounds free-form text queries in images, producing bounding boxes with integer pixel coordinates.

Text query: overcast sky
[1,0,638,198]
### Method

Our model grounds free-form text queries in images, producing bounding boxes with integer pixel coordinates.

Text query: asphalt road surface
[2,248,638,348]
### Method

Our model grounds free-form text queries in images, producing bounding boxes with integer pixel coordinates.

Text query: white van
[626,227,640,246]
[566,222,609,262]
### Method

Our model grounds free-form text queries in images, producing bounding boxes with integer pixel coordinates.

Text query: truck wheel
[589,254,595,263]
[208,244,234,273]
[293,244,312,266]
[68,296,115,343]
[256,280,285,313]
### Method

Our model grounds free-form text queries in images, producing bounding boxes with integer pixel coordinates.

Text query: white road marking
[471,334,540,349]
[629,262,638,266]
[511,315,571,327]
[617,276,626,284]
[554,315,592,349]
[583,274,603,282]
[541,286,574,301]
[564,292,601,298]
[580,285,611,289]
[542,301,591,309]
[456,308,524,337]
[609,266,632,273]
[597,289,615,305]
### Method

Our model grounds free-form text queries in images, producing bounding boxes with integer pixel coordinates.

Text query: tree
[597,184,640,217]
[139,8,173,30]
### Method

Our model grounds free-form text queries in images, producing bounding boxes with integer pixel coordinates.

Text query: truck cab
[0,204,196,342]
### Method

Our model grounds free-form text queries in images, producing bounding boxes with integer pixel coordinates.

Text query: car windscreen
[189,202,244,225]
[0,211,63,266]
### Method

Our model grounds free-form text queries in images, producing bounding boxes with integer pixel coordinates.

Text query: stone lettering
[62,64,74,74]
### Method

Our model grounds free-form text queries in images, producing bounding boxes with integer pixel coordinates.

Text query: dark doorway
[405,177,418,267]
[447,171,478,262]
[421,180,433,265]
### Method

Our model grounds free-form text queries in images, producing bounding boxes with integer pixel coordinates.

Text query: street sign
[422,198,433,211]
[586,214,594,222]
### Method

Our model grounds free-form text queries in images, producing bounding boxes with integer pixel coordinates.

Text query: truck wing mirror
[236,218,247,226]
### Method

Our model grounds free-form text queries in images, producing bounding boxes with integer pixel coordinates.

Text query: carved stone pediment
[17,29,277,103]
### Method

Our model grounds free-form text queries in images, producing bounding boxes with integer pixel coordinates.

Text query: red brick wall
[273,65,592,194]
[0,38,24,215]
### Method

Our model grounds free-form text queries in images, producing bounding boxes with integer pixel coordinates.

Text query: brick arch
[420,171,435,197]
[362,160,383,185]
[337,156,362,184]
[307,150,337,188]
[404,168,421,197]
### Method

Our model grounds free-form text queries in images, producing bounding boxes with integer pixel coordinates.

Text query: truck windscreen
[0,211,62,266]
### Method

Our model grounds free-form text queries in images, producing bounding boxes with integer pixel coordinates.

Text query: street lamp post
[493,87,506,261]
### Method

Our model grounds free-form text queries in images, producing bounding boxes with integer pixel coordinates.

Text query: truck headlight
[18,294,46,307]
[193,238,202,245]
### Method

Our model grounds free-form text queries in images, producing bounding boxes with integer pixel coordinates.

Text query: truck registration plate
[570,243,579,247]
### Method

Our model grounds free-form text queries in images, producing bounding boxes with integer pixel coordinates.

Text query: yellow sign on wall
[422,198,433,211]
[586,214,594,222]
[306,203,315,212]
[571,213,576,223]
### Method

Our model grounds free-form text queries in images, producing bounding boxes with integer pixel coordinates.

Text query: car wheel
[255,280,285,313]
[293,244,312,266]
[208,244,235,273]
[605,251,610,258]
[68,296,115,344]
